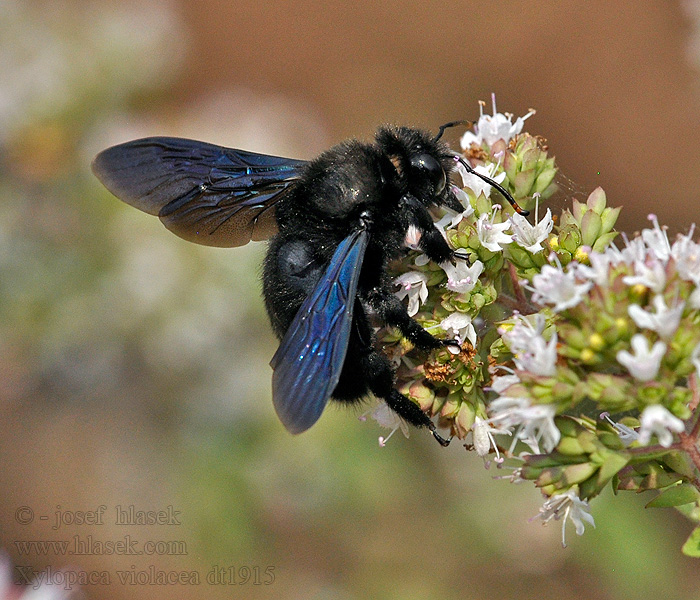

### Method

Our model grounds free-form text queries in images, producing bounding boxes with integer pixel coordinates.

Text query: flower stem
[508,262,531,311]
[682,387,700,490]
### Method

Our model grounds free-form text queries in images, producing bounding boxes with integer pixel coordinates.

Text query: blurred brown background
[2,1,700,599]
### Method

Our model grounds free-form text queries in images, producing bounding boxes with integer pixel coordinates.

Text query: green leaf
[597,452,630,488]
[639,470,684,491]
[646,483,699,508]
[682,526,700,557]
[560,462,597,486]
[662,451,698,479]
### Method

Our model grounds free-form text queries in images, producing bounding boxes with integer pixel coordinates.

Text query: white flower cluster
[460,93,535,149]
[375,97,700,550]
[485,315,561,455]
[528,214,700,383]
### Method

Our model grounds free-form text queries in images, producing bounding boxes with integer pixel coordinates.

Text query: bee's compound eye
[410,153,446,195]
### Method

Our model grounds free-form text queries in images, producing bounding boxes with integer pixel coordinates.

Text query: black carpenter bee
[92,122,528,446]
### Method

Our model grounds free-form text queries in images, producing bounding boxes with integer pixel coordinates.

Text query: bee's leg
[385,389,451,446]
[417,226,456,264]
[404,196,459,264]
[336,346,450,446]
[365,286,459,352]
[333,306,451,447]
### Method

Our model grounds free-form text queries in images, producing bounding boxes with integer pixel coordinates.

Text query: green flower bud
[521,148,541,172]
[454,401,476,438]
[440,392,463,420]
[579,348,598,365]
[585,373,632,410]
[534,165,557,195]
[628,284,649,304]
[586,186,607,214]
[600,206,621,233]
[536,466,564,487]
[638,383,670,406]
[475,193,493,215]
[614,317,630,337]
[558,436,587,456]
[406,380,436,412]
[589,333,606,352]
[560,462,598,486]
[592,232,618,253]
[581,210,602,247]
[564,327,588,351]
[559,224,582,254]
[574,247,590,264]
[508,244,538,269]
[514,169,537,198]
[555,420,578,440]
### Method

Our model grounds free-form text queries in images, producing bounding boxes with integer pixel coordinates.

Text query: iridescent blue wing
[92,137,306,247]
[270,229,369,434]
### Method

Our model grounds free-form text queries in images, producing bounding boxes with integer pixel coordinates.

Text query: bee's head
[375,125,462,211]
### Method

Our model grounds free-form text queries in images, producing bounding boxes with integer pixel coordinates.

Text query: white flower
[622,258,667,294]
[613,235,649,266]
[393,271,429,316]
[531,265,592,312]
[575,251,615,287]
[637,405,685,447]
[533,489,595,548]
[493,465,526,484]
[690,287,700,310]
[641,214,672,261]
[456,160,507,199]
[488,396,560,454]
[460,93,535,148]
[515,403,559,453]
[692,342,700,378]
[414,253,431,267]
[472,416,511,462]
[510,207,553,253]
[671,229,700,284]
[616,334,666,382]
[368,401,409,447]
[440,259,484,294]
[476,212,512,252]
[440,312,477,346]
[502,316,558,376]
[600,413,639,446]
[628,294,684,340]
[0,552,75,599]
[452,186,475,214]
[489,372,520,394]
[435,193,474,232]
[517,332,558,376]
[501,313,546,348]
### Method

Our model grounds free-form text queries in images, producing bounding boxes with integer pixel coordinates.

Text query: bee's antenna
[455,156,530,216]
[433,120,471,142]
